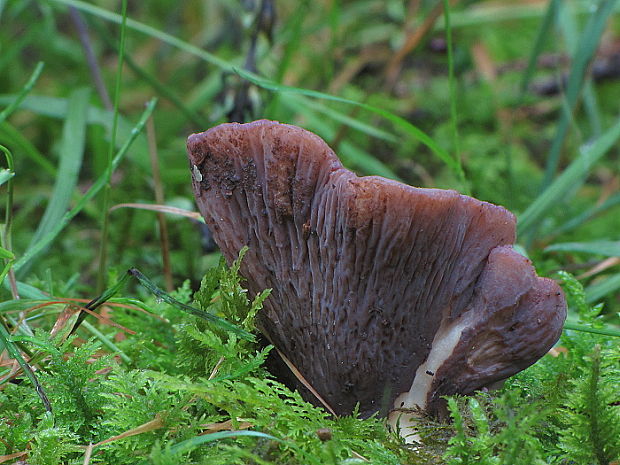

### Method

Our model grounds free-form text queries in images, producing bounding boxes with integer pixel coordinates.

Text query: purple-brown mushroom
[187,120,566,438]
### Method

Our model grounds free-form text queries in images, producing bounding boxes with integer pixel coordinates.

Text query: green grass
[1,0,620,463]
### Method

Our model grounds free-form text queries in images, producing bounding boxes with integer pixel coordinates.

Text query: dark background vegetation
[3,0,620,299]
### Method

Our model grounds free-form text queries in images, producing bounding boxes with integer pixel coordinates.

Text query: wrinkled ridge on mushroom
[187,120,566,428]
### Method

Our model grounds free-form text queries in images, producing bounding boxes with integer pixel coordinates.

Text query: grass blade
[44,0,462,178]
[0,144,17,297]
[518,113,620,238]
[437,2,620,30]
[0,320,52,412]
[290,95,397,144]
[9,98,157,273]
[563,321,620,338]
[281,94,401,179]
[50,0,462,180]
[520,0,560,95]
[8,282,50,299]
[46,0,235,71]
[443,0,465,191]
[0,95,150,168]
[541,0,617,188]
[0,246,13,260]
[552,193,620,236]
[170,430,282,455]
[162,430,321,465]
[0,121,56,175]
[37,1,425,183]
[69,268,134,335]
[27,88,90,253]
[128,268,254,342]
[91,18,208,128]
[546,240,620,256]
[0,61,44,123]
[585,273,620,303]
[557,2,602,137]
[235,67,463,178]
[80,319,131,364]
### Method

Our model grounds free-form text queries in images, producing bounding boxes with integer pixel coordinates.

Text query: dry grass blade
[208,356,225,380]
[275,348,338,417]
[0,451,27,464]
[72,304,136,335]
[19,300,137,336]
[385,0,460,88]
[0,299,138,384]
[50,303,80,339]
[351,450,370,462]
[0,360,21,386]
[471,42,497,81]
[329,45,390,94]
[92,414,164,447]
[577,257,620,280]
[63,297,168,321]
[109,203,203,220]
[201,419,254,435]
[82,443,93,465]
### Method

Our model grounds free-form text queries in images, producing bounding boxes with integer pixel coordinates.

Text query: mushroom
[187,120,566,438]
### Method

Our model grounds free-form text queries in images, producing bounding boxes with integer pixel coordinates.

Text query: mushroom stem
[388,314,471,442]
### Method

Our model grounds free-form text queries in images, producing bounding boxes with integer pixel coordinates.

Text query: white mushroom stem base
[387,315,471,443]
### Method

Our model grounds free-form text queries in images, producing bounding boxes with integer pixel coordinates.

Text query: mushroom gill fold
[187,120,567,438]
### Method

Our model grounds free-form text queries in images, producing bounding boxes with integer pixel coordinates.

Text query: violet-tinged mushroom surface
[187,120,566,425]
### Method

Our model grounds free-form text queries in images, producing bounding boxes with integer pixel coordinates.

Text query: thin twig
[82,443,93,465]
[208,356,226,380]
[276,348,338,417]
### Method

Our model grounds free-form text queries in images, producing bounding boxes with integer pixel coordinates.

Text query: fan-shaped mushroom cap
[187,120,566,427]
